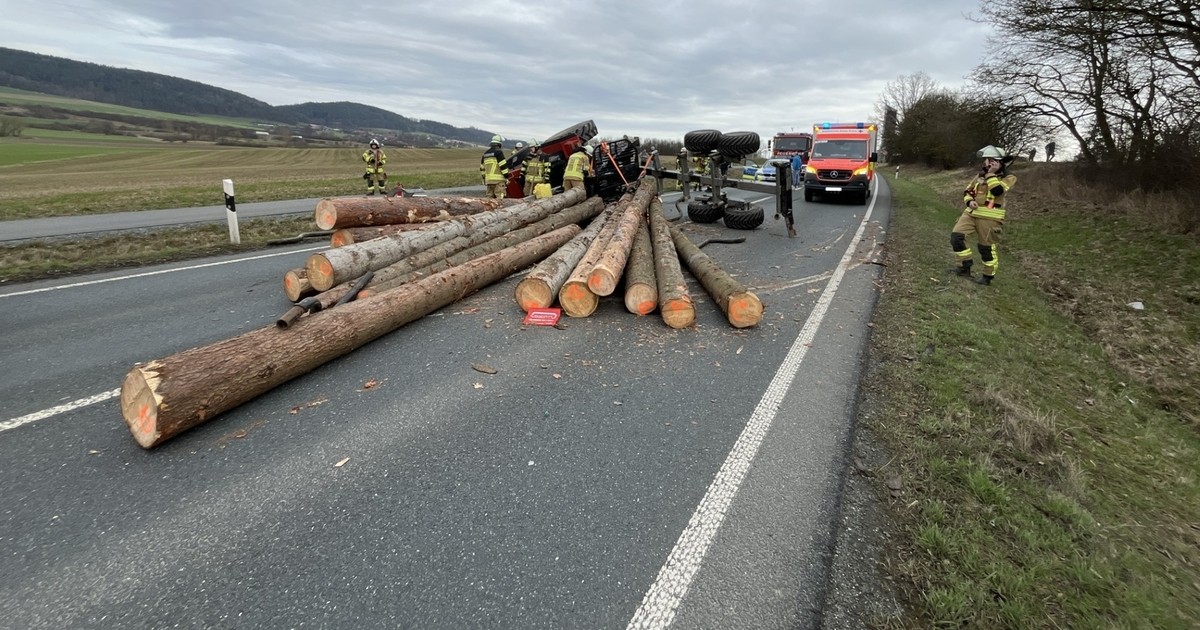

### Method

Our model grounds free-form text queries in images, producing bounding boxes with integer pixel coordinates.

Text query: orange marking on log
[635,300,655,315]
[562,283,589,302]
[136,402,154,437]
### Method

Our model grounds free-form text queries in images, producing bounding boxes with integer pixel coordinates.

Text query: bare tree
[873,71,940,125]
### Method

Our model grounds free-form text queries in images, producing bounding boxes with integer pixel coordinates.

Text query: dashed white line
[626,191,880,630]
[1,389,121,433]
[0,246,325,299]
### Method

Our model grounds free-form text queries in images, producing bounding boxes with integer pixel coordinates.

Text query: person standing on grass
[480,135,509,199]
[951,145,1017,285]
[361,139,387,195]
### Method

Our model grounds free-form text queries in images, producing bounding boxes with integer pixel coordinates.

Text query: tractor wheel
[684,129,722,154]
[722,204,764,230]
[542,120,598,146]
[717,131,761,159]
[687,200,724,224]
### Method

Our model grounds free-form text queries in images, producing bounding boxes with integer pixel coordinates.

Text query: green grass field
[0,86,263,128]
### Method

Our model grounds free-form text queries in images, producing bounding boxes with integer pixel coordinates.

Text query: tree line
[877,0,1199,197]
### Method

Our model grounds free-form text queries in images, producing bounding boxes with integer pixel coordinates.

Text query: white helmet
[490,134,503,145]
[583,145,594,156]
[976,145,1006,159]
[515,142,525,150]
[369,139,380,148]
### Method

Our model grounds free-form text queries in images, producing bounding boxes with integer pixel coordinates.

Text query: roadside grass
[0,145,482,218]
[868,165,1200,627]
[0,216,319,285]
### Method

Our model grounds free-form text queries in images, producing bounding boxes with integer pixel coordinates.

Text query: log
[330,224,435,248]
[558,193,631,317]
[587,178,657,296]
[361,197,606,298]
[120,225,582,448]
[622,217,657,316]
[283,268,315,302]
[670,223,764,328]
[515,205,618,312]
[306,188,585,290]
[314,196,520,230]
[649,196,695,329]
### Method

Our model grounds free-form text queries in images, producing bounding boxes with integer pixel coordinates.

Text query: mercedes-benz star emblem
[830,171,840,178]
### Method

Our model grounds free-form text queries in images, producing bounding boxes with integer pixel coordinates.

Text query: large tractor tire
[717,131,761,159]
[684,129,722,155]
[722,204,764,230]
[687,200,724,224]
[542,120,598,146]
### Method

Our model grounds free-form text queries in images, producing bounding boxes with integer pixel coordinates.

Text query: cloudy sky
[2,0,994,143]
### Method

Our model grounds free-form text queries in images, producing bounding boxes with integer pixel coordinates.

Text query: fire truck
[802,122,878,205]
[769,131,813,162]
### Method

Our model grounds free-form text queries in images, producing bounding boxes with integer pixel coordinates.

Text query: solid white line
[0,389,121,433]
[626,191,879,630]
[0,246,326,299]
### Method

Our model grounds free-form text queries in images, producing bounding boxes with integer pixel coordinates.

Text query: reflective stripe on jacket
[524,158,546,183]
[564,152,590,181]
[963,174,1016,221]
[480,148,509,184]
[362,149,386,171]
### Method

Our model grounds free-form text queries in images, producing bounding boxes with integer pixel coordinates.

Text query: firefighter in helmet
[951,145,1017,285]
[361,139,388,195]
[562,144,592,194]
[480,135,509,199]
[523,140,546,197]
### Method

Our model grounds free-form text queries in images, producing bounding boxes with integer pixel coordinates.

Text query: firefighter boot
[955,260,974,278]
[976,274,994,286]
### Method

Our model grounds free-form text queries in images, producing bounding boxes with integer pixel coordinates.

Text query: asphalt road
[0,181,891,629]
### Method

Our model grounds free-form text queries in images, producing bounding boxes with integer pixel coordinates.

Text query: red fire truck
[802,122,878,205]
[769,131,813,162]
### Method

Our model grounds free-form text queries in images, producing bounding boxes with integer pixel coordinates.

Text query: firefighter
[480,135,509,199]
[361,139,387,195]
[691,155,707,191]
[951,145,1017,285]
[523,140,545,197]
[562,144,592,194]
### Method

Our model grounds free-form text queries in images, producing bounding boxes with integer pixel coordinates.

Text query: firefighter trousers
[951,209,1003,277]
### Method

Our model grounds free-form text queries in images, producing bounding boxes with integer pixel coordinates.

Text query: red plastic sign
[522,307,562,326]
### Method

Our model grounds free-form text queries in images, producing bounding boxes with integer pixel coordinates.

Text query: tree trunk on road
[314,196,519,230]
[120,225,582,449]
[623,218,657,316]
[558,193,630,317]
[670,223,763,328]
[283,268,314,302]
[361,198,602,298]
[306,188,585,290]
[587,178,656,296]
[515,204,616,312]
[330,224,435,248]
[649,196,695,329]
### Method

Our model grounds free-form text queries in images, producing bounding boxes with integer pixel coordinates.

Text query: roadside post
[222,178,240,244]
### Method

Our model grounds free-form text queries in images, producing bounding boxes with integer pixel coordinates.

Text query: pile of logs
[120,180,762,448]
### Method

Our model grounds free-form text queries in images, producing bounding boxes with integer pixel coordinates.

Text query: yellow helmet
[490,134,503,145]
[976,145,1007,159]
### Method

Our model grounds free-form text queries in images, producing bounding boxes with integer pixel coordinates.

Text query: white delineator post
[222,178,240,244]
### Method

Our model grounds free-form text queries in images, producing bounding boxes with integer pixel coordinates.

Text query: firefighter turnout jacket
[963,173,1017,221]
[480,147,509,184]
[524,156,547,184]
[564,151,591,182]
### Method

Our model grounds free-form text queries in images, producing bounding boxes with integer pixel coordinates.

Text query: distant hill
[0,46,494,145]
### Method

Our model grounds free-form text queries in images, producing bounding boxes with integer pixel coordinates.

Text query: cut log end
[661,299,696,329]
[120,366,161,449]
[624,283,657,316]
[329,230,353,248]
[283,269,313,302]
[559,281,598,318]
[515,278,554,312]
[305,254,336,292]
[727,291,764,328]
[314,200,337,231]
[587,269,619,297]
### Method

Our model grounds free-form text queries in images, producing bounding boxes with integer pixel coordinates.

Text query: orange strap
[600,142,629,185]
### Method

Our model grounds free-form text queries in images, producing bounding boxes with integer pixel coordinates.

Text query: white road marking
[627,190,880,630]
[1,389,120,433]
[0,246,326,299]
